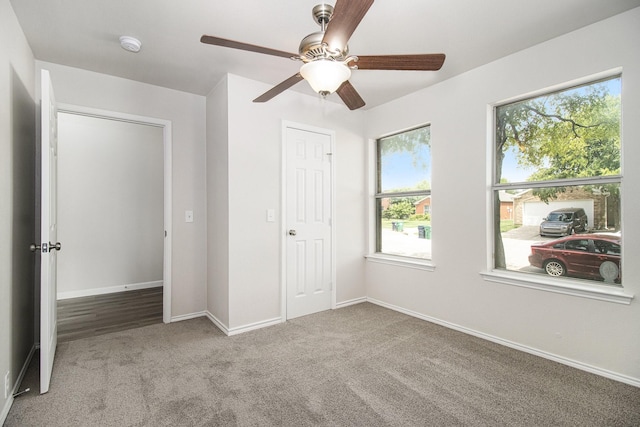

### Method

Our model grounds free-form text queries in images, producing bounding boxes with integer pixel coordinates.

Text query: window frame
[366,125,435,270]
[483,73,633,304]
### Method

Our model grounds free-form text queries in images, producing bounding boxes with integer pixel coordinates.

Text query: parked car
[528,234,621,282]
[539,207,588,236]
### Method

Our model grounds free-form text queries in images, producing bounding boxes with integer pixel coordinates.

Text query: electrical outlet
[4,371,10,399]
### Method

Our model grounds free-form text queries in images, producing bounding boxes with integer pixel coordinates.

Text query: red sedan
[528,234,621,282]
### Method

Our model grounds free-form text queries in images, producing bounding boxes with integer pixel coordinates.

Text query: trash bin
[418,225,426,239]
[391,221,397,231]
[396,222,404,232]
[425,225,431,239]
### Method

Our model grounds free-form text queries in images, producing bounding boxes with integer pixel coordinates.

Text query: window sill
[480,270,634,305]
[365,254,435,271]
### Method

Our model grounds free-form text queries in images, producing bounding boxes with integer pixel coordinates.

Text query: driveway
[502,225,550,240]
[381,225,551,274]
[501,225,552,272]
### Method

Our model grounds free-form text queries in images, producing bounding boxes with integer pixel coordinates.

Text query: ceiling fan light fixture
[300,59,351,96]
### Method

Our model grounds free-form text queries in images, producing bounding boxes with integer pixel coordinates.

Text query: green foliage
[494,77,621,266]
[496,80,620,184]
[500,220,518,233]
[409,213,431,221]
[379,126,431,171]
[385,181,431,194]
[382,200,415,220]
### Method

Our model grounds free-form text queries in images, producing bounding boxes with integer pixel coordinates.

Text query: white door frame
[281,121,336,321]
[57,103,173,323]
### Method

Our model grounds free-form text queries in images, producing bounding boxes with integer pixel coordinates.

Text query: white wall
[207,74,367,331]
[35,61,208,318]
[0,0,36,421]
[206,77,230,326]
[364,8,640,384]
[57,113,164,297]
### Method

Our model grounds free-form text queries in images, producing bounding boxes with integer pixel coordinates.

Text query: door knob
[288,230,297,236]
[31,242,61,253]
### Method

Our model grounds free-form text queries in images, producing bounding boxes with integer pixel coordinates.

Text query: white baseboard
[169,310,233,337]
[367,297,640,388]
[170,311,207,323]
[57,280,163,300]
[1,395,13,427]
[335,297,367,309]
[13,345,35,396]
[228,317,282,336]
[205,311,229,336]
[204,311,283,336]
[0,344,35,426]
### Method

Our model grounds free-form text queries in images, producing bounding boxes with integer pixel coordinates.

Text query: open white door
[40,69,59,394]
[285,126,333,319]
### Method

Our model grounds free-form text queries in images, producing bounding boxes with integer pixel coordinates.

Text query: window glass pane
[377,197,432,259]
[379,126,431,193]
[496,77,621,184]
[496,183,621,284]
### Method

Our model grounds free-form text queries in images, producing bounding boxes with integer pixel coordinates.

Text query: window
[564,239,589,252]
[375,125,431,260]
[492,76,622,286]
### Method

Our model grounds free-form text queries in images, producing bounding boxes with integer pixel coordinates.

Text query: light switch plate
[185,210,193,223]
[266,209,275,222]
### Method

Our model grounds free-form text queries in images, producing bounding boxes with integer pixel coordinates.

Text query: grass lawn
[500,220,519,232]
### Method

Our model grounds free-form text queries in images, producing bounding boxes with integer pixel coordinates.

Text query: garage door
[523,200,593,227]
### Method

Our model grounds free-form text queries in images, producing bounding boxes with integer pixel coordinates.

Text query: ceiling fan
[201,0,445,110]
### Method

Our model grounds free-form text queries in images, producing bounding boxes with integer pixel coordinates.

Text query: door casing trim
[57,103,173,323]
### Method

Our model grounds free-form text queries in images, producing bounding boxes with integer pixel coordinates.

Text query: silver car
[539,207,588,237]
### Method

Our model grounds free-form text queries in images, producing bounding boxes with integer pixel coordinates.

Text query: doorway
[282,122,335,320]
[55,105,172,327]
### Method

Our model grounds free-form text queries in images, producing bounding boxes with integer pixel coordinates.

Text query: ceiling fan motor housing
[299,4,348,62]
[299,31,348,61]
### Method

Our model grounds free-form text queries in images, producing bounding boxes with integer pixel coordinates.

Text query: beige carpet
[6,303,640,426]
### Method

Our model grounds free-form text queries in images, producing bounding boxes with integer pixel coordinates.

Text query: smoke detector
[119,36,141,53]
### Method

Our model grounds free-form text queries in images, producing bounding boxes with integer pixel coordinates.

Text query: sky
[501,148,537,183]
[381,150,430,191]
[382,148,535,190]
[381,76,620,189]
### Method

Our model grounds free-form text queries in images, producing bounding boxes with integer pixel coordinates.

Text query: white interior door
[40,69,59,394]
[285,126,333,319]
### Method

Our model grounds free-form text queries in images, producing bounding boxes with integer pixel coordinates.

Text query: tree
[494,79,621,268]
[379,126,431,171]
[383,200,415,220]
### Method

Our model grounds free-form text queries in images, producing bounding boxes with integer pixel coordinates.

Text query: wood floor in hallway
[57,287,163,342]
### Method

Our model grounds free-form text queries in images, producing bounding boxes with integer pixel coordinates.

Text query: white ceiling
[10,0,640,110]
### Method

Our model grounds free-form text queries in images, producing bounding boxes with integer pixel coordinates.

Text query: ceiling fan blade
[322,0,374,52]
[253,73,305,103]
[336,81,366,110]
[350,54,446,71]
[200,35,297,59]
